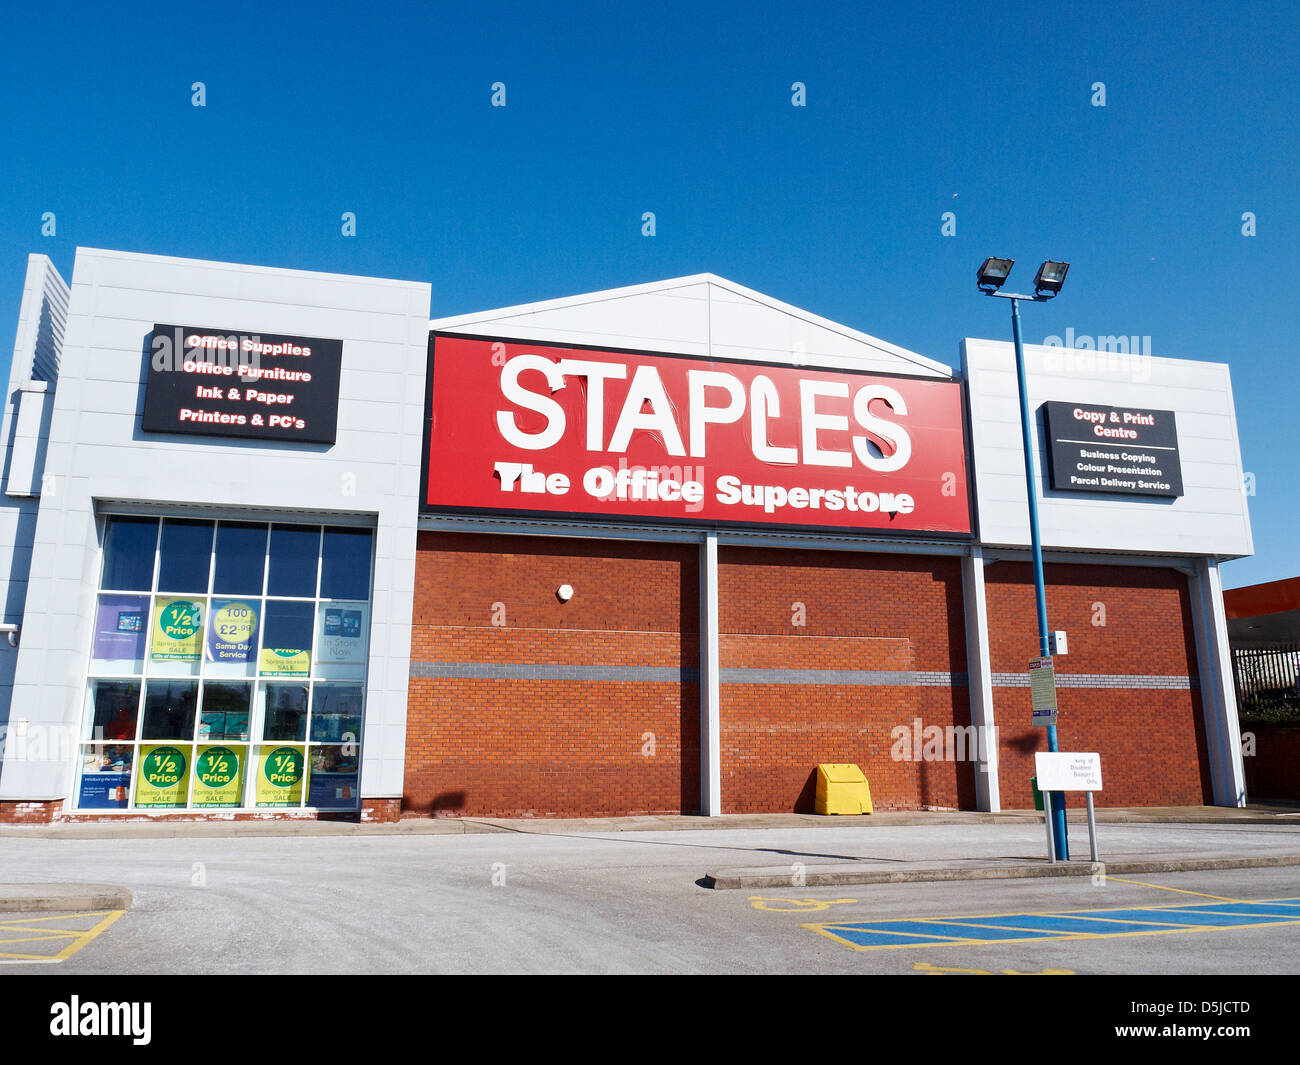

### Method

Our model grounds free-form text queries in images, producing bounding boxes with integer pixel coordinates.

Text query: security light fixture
[976,257,1014,292]
[1033,260,1070,297]
[976,258,1070,303]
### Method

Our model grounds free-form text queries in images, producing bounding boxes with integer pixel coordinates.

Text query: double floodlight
[976,257,1015,292]
[1033,260,1070,296]
[976,257,1070,299]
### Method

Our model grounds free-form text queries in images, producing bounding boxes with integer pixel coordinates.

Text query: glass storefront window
[148,594,204,678]
[76,744,134,809]
[79,519,371,811]
[198,682,251,742]
[101,517,158,591]
[213,522,267,595]
[157,519,214,593]
[261,600,314,677]
[141,679,198,740]
[320,527,372,600]
[89,597,150,675]
[262,683,309,741]
[310,683,363,742]
[135,743,192,808]
[204,598,259,678]
[255,744,307,807]
[307,743,360,810]
[313,602,368,680]
[192,744,246,808]
[83,679,141,742]
[267,525,319,597]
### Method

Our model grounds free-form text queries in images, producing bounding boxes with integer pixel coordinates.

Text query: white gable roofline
[430,273,953,379]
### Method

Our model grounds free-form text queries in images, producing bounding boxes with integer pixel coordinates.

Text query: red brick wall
[1242,725,1300,801]
[717,548,973,813]
[985,562,1212,808]
[361,798,401,823]
[4,800,369,829]
[0,800,61,823]
[55,811,327,822]
[404,532,700,817]
[402,539,1215,818]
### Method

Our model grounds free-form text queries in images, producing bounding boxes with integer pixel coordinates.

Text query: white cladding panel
[8,254,69,386]
[0,256,69,739]
[963,338,1252,557]
[7,385,53,497]
[432,275,953,378]
[1,248,430,802]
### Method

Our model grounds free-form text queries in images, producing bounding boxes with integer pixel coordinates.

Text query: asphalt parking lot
[3,821,1300,974]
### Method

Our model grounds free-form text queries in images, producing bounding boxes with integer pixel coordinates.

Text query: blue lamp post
[977,257,1071,861]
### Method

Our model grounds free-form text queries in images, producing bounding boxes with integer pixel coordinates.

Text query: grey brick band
[990,672,1196,689]
[411,661,1196,691]
[409,662,967,686]
[410,661,699,682]
[720,668,968,687]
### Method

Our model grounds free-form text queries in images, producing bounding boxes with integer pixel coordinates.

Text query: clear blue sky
[2,1,1295,587]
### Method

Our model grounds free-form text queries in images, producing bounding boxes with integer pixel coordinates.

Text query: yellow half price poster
[255,745,305,806]
[260,647,310,676]
[151,597,203,661]
[135,744,190,807]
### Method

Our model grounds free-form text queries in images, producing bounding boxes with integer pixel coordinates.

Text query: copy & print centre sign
[1043,401,1183,498]
[423,335,972,534]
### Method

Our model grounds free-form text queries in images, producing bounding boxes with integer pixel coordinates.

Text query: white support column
[961,545,1000,811]
[1189,556,1247,807]
[699,531,722,815]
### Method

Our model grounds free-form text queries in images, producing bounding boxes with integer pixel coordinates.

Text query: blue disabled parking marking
[1158,901,1300,918]
[804,897,1300,953]
[1057,907,1283,927]
[869,921,1061,941]
[823,928,972,948]
[952,913,1186,935]
[837,915,1060,941]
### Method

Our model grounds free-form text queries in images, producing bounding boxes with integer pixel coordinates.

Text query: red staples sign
[422,335,972,535]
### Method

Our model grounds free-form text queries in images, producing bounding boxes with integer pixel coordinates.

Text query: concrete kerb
[704,854,1300,890]
[0,804,1296,840]
[0,882,133,913]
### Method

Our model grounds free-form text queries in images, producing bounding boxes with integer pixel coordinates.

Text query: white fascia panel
[433,273,952,378]
[963,338,1252,558]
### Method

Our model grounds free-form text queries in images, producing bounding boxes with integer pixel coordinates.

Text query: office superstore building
[0,249,1251,822]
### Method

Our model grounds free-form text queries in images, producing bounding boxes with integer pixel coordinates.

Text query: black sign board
[1043,401,1183,498]
[142,324,343,444]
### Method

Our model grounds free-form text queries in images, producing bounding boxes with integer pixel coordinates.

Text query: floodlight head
[1034,260,1070,297]
[977,257,1015,292]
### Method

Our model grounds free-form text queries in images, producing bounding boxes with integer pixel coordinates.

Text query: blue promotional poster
[307,745,359,809]
[207,600,259,663]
